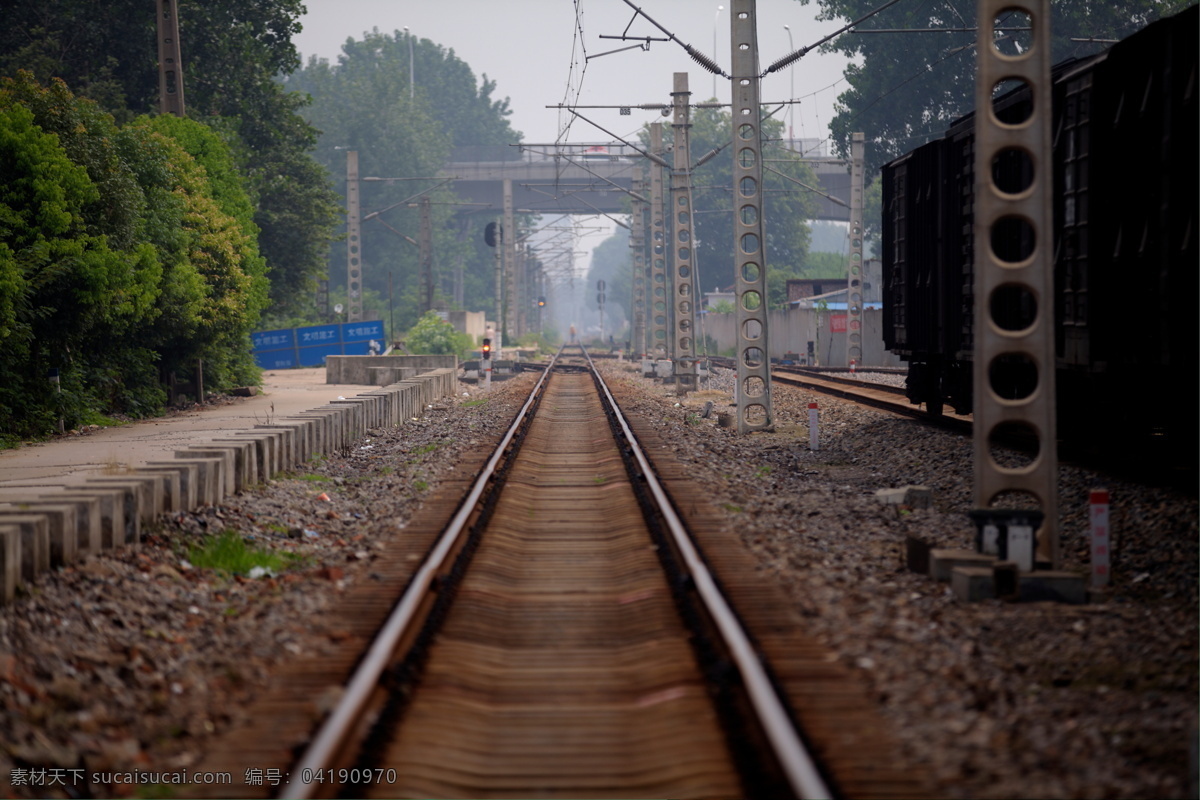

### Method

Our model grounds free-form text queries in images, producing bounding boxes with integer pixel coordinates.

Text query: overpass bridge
[440,144,852,221]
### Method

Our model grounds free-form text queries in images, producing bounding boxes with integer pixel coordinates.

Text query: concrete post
[346,150,363,322]
[846,132,866,367]
[731,0,773,432]
[419,196,433,313]
[156,0,186,116]
[670,72,699,394]
[973,0,1058,566]
[648,123,669,360]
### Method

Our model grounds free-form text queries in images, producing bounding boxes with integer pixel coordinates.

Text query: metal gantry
[670,73,699,393]
[731,0,773,432]
[973,0,1058,566]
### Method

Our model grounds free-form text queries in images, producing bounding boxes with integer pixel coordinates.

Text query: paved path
[0,369,366,503]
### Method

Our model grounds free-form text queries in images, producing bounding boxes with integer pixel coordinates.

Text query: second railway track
[193,346,922,800]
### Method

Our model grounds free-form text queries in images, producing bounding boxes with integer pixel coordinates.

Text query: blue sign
[341,320,385,342]
[295,324,338,346]
[251,328,295,351]
[250,320,385,370]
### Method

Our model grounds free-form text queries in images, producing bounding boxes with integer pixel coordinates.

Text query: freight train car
[881,6,1197,462]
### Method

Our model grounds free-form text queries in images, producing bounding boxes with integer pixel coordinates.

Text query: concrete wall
[703,308,903,367]
[0,368,460,603]
[326,354,458,385]
[448,310,486,343]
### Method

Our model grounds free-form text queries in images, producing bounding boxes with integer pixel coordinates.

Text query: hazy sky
[292,0,855,150]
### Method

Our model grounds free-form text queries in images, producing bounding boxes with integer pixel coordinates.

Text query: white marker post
[1089,489,1111,589]
[808,402,819,451]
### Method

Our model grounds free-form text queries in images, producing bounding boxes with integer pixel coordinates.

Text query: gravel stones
[601,361,1197,799]
[0,377,532,799]
[1,364,1195,799]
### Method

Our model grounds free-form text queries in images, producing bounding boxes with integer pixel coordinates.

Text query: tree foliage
[0,75,266,440]
[0,0,341,318]
[403,311,471,359]
[798,0,1191,175]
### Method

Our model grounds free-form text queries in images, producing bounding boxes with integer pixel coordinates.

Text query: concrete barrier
[0,366,459,603]
[325,354,456,385]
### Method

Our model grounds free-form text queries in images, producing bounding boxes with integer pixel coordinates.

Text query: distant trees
[0,75,265,441]
[283,28,522,334]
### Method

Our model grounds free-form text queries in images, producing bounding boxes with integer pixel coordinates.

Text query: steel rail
[582,346,834,800]
[281,351,559,800]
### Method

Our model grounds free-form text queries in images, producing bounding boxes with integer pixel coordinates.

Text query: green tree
[797,0,1191,175]
[130,115,270,388]
[0,85,162,432]
[404,311,470,358]
[0,75,273,439]
[0,0,341,319]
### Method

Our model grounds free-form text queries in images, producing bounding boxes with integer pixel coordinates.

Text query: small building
[785,258,883,305]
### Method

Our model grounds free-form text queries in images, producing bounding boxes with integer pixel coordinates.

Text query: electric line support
[670,73,700,395]
[630,178,648,357]
[648,123,669,361]
[846,132,866,368]
[419,196,433,314]
[155,0,186,116]
[731,0,773,432]
[345,150,363,323]
[502,178,515,351]
[972,0,1058,568]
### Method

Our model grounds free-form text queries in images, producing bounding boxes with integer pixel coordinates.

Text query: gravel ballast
[1,363,1195,799]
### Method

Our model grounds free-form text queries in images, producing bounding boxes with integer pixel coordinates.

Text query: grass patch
[412,443,440,455]
[462,399,487,407]
[413,479,429,492]
[755,465,772,478]
[720,502,744,514]
[187,530,300,576]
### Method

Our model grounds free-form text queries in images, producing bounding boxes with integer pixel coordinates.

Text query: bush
[403,311,471,359]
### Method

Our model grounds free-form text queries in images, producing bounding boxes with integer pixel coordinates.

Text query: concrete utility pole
[972,0,1058,568]
[846,132,865,368]
[156,0,186,116]
[630,178,648,356]
[502,178,516,347]
[345,150,363,323]
[418,196,433,314]
[670,72,699,394]
[648,123,669,360]
[731,0,773,432]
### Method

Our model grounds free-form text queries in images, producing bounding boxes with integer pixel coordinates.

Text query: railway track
[192,346,922,800]
[706,357,971,433]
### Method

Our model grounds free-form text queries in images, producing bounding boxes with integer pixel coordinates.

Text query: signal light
[481,338,492,358]
[537,296,546,307]
[484,222,499,247]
